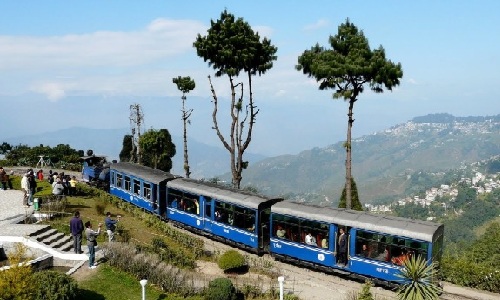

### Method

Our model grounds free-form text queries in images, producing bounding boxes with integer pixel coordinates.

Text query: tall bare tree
[194,9,277,188]
[172,76,196,178]
[296,19,403,209]
[129,103,144,164]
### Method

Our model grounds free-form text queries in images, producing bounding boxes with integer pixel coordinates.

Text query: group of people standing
[19,169,79,206]
[69,210,121,269]
[48,170,78,197]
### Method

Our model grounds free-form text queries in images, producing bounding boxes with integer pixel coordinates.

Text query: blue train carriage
[109,162,175,217]
[347,211,444,284]
[270,201,338,271]
[81,155,109,183]
[166,178,283,254]
[269,201,444,284]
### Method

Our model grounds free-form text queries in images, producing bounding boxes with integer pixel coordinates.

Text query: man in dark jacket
[338,227,347,266]
[70,211,84,254]
[105,211,120,242]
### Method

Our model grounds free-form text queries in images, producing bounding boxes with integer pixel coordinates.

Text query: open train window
[116,173,122,188]
[143,183,151,200]
[272,214,299,242]
[355,230,428,265]
[110,171,115,186]
[215,201,233,225]
[167,190,183,208]
[182,192,199,215]
[124,176,130,191]
[133,179,140,195]
[204,196,212,218]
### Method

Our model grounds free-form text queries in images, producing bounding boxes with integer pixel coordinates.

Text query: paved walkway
[0,189,90,272]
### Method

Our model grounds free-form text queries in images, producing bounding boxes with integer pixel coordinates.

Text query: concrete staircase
[29,226,75,253]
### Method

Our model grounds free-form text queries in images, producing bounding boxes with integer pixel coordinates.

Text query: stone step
[35,228,60,242]
[29,225,53,238]
[59,240,74,252]
[46,234,72,249]
[39,231,66,245]
[30,226,78,253]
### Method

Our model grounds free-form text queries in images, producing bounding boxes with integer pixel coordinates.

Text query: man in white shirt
[305,232,316,246]
[21,173,29,206]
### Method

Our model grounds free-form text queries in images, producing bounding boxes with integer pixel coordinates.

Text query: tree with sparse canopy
[139,128,176,172]
[193,9,278,189]
[296,19,403,209]
[173,76,196,178]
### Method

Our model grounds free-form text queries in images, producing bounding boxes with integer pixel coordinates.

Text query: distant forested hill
[239,114,500,204]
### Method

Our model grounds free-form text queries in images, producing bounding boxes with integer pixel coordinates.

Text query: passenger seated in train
[305,232,316,246]
[391,248,409,266]
[276,226,286,238]
[375,245,391,262]
[215,210,222,222]
[179,199,186,211]
[360,244,372,258]
[194,199,199,215]
[321,236,328,248]
[171,198,178,208]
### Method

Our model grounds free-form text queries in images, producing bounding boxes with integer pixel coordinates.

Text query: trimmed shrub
[94,199,107,216]
[32,270,78,300]
[217,250,247,273]
[204,278,237,300]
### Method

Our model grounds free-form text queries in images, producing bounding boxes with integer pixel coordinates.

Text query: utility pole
[129,103,144,164]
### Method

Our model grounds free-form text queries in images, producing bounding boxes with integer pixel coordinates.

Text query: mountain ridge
[238,113,500,203]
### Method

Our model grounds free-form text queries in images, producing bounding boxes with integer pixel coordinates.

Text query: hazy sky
[1,1,499,156]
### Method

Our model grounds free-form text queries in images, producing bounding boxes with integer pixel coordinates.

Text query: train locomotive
[103,162,443,286]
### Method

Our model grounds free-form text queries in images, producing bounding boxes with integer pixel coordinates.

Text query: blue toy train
[90,161,444,286]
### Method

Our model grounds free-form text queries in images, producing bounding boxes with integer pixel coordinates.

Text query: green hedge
[32,270,78,300]
[204,278,237,300]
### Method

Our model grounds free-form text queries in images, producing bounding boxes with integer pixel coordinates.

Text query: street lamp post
[140,279,148,300]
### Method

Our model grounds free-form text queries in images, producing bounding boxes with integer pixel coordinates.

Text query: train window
[232,206,256,232]
[299,219,326,247]
[271,214,300,242]
[204,196,212,218]
[116,174,122,188]
[110,172,115,186]
[124,176,131,191]
[355,230,428,265]
[143,183,151,200]
[215,201,234,225]
[205,203,212,218]
[167,190,183,209]
[183,192,199,215]
[133,179,140,195]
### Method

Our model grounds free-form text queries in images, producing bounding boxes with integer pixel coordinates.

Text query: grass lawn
[76,264,169,300]
[35,179,170,246]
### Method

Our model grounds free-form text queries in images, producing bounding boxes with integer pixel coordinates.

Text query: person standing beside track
[70,211,84,254]
[21,172,30,207]
[104,211,120,242]
[85,220,102,269]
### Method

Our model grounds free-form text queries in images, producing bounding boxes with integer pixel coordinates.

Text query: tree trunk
[182,95,191,178]
[345,99,355,209]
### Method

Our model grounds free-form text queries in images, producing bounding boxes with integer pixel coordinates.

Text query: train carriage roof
[167,178,280,210]
[272,201,443,242]
[110,162,175,184]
